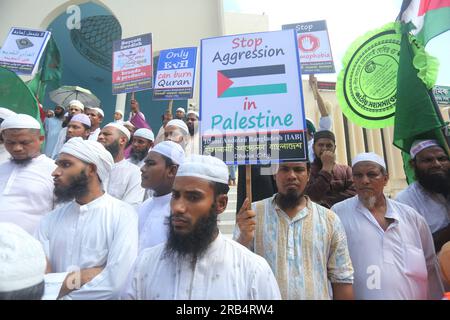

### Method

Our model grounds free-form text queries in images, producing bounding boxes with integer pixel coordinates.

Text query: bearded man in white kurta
[36,138,137,300]
[98,123,145,207]
[0,114,56,234]
[123,155,280,300]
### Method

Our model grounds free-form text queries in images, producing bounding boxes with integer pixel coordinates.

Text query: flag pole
[245,164,252,208]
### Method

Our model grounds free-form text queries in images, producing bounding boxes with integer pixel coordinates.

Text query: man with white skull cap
[396,140,450,252]
[0,113,56,234]
[135,140,185,253]
[0,223,46,300]
[0,107,16,164]
[123,154,281,300]
[98,122,145,207]
[128,128,155,167]
[35,137,137,300]
[331,152,444,299]
[164,119,190,151]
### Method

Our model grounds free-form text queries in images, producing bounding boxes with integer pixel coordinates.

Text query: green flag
[393,24,449,183]
[26,36,62,102]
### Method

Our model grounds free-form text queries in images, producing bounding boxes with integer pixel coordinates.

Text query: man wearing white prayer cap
[397,140,450,252]
[128,128,155,167]
[98,122,145,207]
[132,140,185,253]
[331,152,444,300]
[114,110,124,123]
[0,223,46,300]
[35,137,137,300]
[175,107,185,120]
[164,119,189,151]
[185,110,200,156]
[0,114,56,234]
[0,107,16,164]
[122,154,281,300]
[236,160,353,299]
[65,113,91,142]
[51,114,91,159]
[85,106,104,142]
[67,100,84,115]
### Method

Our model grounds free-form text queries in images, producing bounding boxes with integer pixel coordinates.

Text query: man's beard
[55,110,64,118]
[129,148,148,163]
[360,195,377,209]
[415,167,450,197]
[104,140,120,159]
[11,157,33,167]
[276,189,303,209]
[54,170,89,203]
[164,206,218,267]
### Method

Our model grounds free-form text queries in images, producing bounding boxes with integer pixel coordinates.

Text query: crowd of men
[0,86,449,300]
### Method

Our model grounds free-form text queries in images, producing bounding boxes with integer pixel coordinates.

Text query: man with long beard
[0,114,56,234]
[331,152,444,300]
[185,110,200,156]
[397,140,450,252]
[44,105,64,157]
[35,137,137,299]
[236,161,354,300]
[127,128,154,167]
[98,122,145,207]
[123,155,280,300]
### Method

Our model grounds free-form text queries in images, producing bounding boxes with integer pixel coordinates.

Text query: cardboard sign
[0,27,51,75]
[112,33,153,94]
[282,20,335,74]
[153,47,197,100]
[200,30,307,165]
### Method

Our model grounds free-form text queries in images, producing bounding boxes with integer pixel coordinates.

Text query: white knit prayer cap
[151,140,185,165]
[187,110,199,118]
[70,114,91,127]
[166,119,189,136]
[88,107,104,118]
[177,155,229,184]
[0,108,16,120]
[0,223,46,292]
[0,113,41,130]
[68,100,84,110]
[60,137,114,183]
[114,110,124,116]
[410,139,441,159]
[104,122,131,141]
[134,128,154,142]
[176,107,185,113]
[352,152,386,170]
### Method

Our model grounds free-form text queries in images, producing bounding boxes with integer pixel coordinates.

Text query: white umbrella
[49,86,101,108]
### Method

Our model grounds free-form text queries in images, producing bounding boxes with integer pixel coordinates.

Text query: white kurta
[0,144,10,165]
[331,196,444,300]
[44,117,63,157]
[51,127,67,159]
[138,193,171,252]
[106,159,145,208]
[88,127,101,142]
[35,193,138,300]
[185,131,200,156]
[0,154,56,234]
[396,182,450,234]
[127,157,145,168]
[123,233,281,300]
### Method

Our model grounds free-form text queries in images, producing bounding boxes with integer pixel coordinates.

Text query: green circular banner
[337,22,401,129]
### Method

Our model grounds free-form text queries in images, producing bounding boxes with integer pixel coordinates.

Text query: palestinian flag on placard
[399,0,450,45]
[217,65,287,98]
